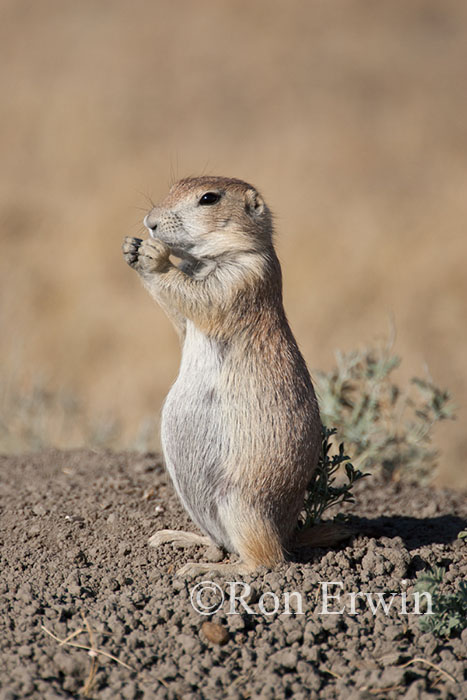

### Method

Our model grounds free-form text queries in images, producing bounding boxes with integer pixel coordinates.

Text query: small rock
[286,627,303,645]
[272,648,298,670]
[201,621,229,645]
[121,681,138,699]
[178,633,200,654]
[54,649,85,676]
[64,514,85,523]
[321,615,342,632]
[204,545,224,563]
[379,666,406,686]
[184,670,202,686]
[0,691,17,700]
[17,645,32,658]
[302,645,320,663]
[404,679,425,700]
[228,614,245,631]
[417,633,437,657]
[158,661,178,679]
[384,623,404,641]
[32,504,46,516]
[377,651,403,667]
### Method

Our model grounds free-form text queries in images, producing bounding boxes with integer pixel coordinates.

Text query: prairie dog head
[144,176,273,260]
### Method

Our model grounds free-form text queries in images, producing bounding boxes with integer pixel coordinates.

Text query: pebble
[271,649,298,670]
[178,633,201,654]
[204,545,224,563]
[201,621,229,645]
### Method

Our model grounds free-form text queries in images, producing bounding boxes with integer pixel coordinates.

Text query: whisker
[169,151,181,187]
[128,218,147,234]
[200,159,212,176]
[134,188,155,208]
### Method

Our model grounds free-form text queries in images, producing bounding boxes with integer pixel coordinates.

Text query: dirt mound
[0,450,465,698]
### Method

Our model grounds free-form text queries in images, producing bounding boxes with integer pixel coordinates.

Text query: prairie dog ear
[245,188,265,217]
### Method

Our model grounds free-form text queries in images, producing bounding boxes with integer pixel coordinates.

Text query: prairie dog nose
[144,213,158,237]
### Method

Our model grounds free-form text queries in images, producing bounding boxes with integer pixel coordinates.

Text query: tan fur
[218,501,285,568]
[235,521,285,569]
[123,176,324,576]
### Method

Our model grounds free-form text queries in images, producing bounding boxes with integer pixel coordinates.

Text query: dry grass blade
[82,653,98,697]
[42,615,135,697]
[41,625,134,670]
[320,666,343,680]
[80,615,99,697]
[398,657,457,684]
[365,686,404,696]
[58,627,85,645]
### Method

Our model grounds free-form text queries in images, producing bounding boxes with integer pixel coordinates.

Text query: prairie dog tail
[294,521,354,549]
[220,503,285,568]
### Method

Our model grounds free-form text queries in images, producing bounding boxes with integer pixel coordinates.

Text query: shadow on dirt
[294,514,466,566]
[352,514,467,549]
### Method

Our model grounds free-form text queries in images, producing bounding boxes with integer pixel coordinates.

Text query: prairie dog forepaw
[122,236,171,274]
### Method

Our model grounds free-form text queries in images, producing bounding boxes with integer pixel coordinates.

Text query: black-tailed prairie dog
[123,176,329,576]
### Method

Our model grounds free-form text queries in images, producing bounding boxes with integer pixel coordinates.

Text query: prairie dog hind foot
[148,529,212,549]
[149,529,236,576]
[175,522,355,577]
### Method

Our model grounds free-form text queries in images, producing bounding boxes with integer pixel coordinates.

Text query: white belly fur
[160,321,233,549]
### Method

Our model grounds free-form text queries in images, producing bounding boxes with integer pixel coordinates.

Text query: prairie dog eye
[198,192,221,205]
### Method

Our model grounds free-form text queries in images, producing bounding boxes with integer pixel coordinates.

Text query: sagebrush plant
[414,566,467,638]
[300,426,368,528]
[315,339,455,483]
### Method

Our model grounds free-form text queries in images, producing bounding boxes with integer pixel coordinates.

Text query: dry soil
[0,450,466,699]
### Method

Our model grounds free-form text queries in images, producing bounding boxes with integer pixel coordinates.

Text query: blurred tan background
[1,0,465,486]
